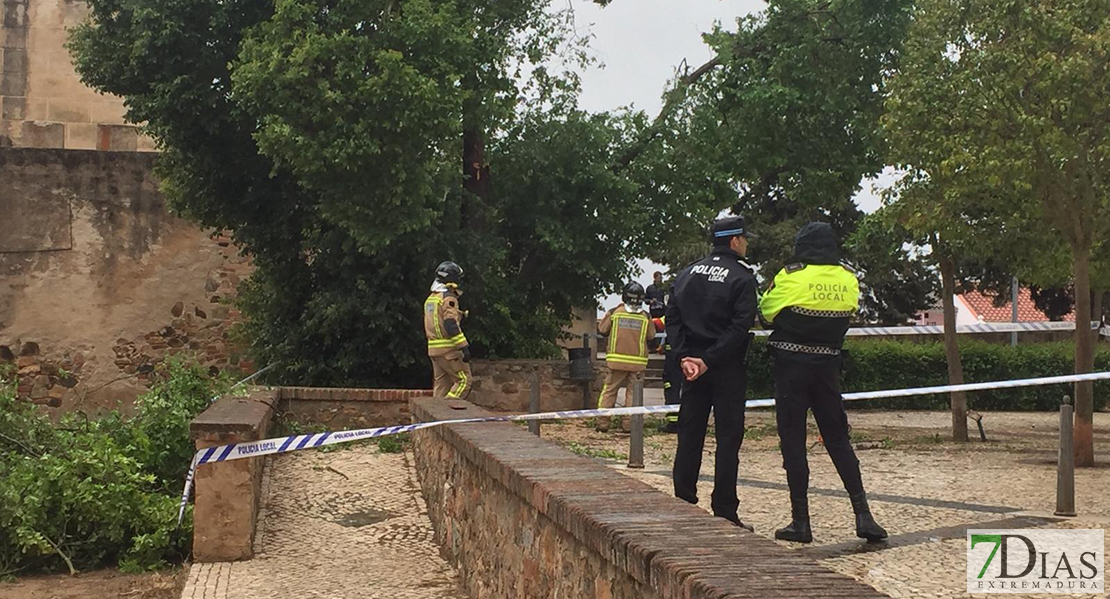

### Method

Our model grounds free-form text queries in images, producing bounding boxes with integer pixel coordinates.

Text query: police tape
[652,321,1106,341]
[176,370,1110,524]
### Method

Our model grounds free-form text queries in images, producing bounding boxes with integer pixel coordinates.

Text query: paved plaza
[581,410,1110,599]
[182,411,1108,599]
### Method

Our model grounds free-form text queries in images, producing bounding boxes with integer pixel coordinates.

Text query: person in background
[758,222,887,544]
[646,271,667,312]
[666,216,757,531]
[596,282,656,432]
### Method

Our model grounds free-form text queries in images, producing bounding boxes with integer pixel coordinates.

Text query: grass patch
[565,442,627,461]
[744,423,777,441]
[377,433,409,454]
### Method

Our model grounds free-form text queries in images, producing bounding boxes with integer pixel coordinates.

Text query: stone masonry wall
[0,0,155,149]
[410,398,891,599]
[468,359,603,413]
[276,387,431,430]
[0,148,252,413]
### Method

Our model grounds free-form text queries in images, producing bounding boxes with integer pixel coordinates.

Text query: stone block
[64,121,97,149]
[2,47,26,73]
[1,95,24,120]
[97,123,138,151]
[46,96,91,123]
[20,120,63,147]
[23,97,47,119]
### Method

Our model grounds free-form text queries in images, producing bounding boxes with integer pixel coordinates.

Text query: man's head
[653,271,663,284]
[710,215,754,257]
[793,222,840,265]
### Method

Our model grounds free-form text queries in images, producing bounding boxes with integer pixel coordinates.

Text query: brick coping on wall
[278,387,432,402]
[411,398,890,599]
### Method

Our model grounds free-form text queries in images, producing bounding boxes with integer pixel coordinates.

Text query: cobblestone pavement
[553,411,1110,599]
[180,445,465,599]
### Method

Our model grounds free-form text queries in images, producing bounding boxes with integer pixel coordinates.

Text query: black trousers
[773,353,863,500]
[672,363,746,519]
[662,348,681,421]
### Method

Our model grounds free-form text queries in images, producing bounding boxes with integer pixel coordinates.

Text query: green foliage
[565,442,627,461]
[376,434,409,454]
[639,0,915,279]
[744,338,1110,411]
[846,211,939,324]
[0,359,227,575]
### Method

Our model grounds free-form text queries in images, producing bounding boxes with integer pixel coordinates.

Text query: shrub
[744,338,1110,411]
[0,357,229,576]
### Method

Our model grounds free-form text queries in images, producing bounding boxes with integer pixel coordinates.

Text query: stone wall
[468,359,603,413]
[0,0,154,149]
[190,388,276,562]
[410,398,891,599]
[277,387,431,430]
[0,148,252,413]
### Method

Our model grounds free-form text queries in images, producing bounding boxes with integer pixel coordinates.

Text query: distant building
[914,288,1074,326]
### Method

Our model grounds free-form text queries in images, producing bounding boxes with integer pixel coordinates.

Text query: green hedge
[744,339,1110,411]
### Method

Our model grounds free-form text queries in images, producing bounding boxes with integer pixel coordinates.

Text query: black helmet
[622,281,646,305]
[435,261,463,286]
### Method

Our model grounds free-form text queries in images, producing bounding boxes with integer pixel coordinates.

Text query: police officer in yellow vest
[759,222,887,543]
[425,261,471,400]
[596,282,656,432]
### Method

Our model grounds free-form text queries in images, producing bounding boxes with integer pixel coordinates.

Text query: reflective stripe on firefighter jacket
[598,304,655,371]
[425,291,468,357]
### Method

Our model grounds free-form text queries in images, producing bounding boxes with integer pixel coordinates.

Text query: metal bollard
[1056,395,1076,517]
[628,378,645,469]
[528,369,541,437]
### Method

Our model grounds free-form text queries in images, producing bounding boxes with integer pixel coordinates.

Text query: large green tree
[633,0,915,280]
[68,0,925,387]
[885,0,1110,462]
[69,0,646,386]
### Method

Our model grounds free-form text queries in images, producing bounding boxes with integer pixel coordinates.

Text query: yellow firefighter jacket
[599,304,656,371]
[425,291,468,357]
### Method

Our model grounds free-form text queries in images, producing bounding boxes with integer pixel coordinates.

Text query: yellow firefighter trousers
[597,369,643,409]
[431,354,472,400]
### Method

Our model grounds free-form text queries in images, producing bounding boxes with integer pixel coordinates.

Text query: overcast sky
[571,0,888,306]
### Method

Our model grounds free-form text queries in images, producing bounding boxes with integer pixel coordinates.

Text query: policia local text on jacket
[596,285,656,431]
[666,216,757,529]
[758,222,887,543]
[425,262,472,400]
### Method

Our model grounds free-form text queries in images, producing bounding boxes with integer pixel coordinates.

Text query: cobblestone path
[181,446,465,599]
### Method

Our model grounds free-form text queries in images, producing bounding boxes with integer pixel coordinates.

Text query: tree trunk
[1072,246,1095,466]
[940,256,969,442]
[461,128,491,227]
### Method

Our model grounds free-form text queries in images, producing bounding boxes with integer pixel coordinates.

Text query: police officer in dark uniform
[759,222,887,543]
[666,215,758,530]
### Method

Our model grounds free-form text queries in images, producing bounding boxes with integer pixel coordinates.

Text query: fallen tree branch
[0,432,41,458]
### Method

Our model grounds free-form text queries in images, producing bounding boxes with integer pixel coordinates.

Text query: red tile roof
[959,288,1074,322]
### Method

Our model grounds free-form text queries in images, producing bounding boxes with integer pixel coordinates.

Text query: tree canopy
[69,0,926,385]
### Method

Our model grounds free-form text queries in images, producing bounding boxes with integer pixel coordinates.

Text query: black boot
[850,492,888,542]
[775,495,813,543]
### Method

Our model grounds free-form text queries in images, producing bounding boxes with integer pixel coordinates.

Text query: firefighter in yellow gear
[425,261,471,400]
[595,281,656,432]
